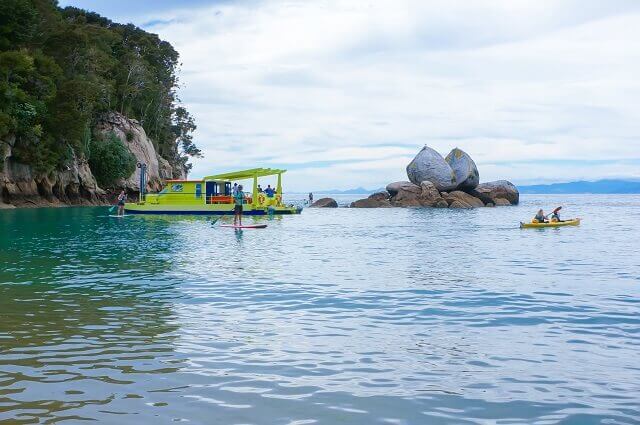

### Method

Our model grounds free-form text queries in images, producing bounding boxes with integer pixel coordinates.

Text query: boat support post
[276,173,282,205]
[252,171,258,208]
[138,162,147,202]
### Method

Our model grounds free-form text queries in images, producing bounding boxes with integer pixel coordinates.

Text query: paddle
[108,205,116,213]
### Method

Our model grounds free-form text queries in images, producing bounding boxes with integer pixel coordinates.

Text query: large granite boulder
[310,197,338,208]
[445,148,479,190]
[443,191,484,208]
[406,145,457,191]
[418,181,444,207]
[475,180,519,205]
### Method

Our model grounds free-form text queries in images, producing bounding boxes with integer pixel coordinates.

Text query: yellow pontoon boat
[125,168,302,216]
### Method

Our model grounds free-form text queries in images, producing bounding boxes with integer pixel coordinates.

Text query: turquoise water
[1,195,639,424]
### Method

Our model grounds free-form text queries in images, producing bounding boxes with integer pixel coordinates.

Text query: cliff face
[0,112,184,208]
[1,136,104,208]
[94,112,186,193]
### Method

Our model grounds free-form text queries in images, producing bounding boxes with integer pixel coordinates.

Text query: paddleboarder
[116,190,127,216]
[233,184,244,226]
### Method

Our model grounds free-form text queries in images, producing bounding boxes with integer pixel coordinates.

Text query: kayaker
[534,209,548,223]
[550,206,563,222]
[116,190,127,216]
[233,184,244,226]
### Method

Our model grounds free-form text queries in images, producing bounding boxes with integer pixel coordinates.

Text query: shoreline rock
[351,192,393,208]
[310,197,338,208]
[475,180,519,205]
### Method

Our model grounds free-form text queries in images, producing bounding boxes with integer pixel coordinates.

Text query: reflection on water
[1,196,639,423]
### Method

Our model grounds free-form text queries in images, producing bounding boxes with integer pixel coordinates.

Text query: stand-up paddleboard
[108,214,132,218]
[220,224,267,229]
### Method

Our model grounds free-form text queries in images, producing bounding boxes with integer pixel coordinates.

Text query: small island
[312,145,519,209]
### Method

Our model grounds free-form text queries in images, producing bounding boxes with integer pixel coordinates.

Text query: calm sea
[1,195,639,424]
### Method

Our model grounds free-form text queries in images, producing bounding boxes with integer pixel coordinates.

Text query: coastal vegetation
[0,0,200,178]
[88,132,136,187]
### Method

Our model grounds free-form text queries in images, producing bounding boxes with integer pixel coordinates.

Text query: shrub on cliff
[88,132,136,188]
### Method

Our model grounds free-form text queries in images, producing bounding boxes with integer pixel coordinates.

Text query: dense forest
[0,0,200,182]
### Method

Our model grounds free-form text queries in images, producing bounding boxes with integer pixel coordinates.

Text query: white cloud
[140,0,640,190]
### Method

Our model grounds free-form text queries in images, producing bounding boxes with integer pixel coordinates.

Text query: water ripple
[1,195,639,423]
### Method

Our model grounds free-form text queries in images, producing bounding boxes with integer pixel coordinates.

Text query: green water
[1,198,639,423]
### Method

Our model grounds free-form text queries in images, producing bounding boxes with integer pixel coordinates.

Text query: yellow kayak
[520,218,581,229]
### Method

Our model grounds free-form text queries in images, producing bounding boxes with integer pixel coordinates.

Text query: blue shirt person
[234,185,244,226]
[264,185,275,198]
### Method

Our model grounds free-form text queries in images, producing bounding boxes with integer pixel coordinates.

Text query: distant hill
[519,179,640,194]
[312,187,381,195]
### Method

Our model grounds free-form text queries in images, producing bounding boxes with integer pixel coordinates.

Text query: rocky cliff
[95,112,186,193]
[0,112,184,208]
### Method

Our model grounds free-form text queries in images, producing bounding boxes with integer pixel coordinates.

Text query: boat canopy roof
[203,168,287,181]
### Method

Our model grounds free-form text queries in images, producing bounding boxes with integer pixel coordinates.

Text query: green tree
[88,132,136,187]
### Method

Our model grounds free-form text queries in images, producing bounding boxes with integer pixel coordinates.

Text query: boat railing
[208,195,233,204]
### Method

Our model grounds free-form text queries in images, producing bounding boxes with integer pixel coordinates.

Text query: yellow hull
[125,203,301,215]
[520,218,580,228]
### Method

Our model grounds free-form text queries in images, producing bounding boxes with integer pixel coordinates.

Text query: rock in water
[406,145,457,191]
[310,197,338,208]
[418,181,444,206]
[351,191,392,208]
[386,181,417,197]
[368,191,391,202]
[449,200,472,208]
[465,188,494,206]
[445,148,479,190]
[388,182,422,207]
[442,191,484,208]
[475,180,519,205]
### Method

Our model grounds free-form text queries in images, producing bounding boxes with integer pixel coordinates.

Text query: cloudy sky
[60,0,640,191]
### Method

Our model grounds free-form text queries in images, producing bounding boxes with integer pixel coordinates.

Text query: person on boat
[258,184,263,193]
[308,192,313,204]
[265,185,275,198]
[550,206,563,222]
[231,183,238,196]
[534,209,548,223]
[116,190,127,216]
[234,184,244,226]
